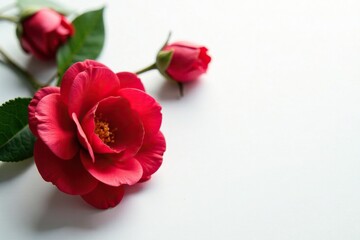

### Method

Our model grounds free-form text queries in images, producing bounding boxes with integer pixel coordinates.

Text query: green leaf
[56,8,105,85]
[0,98,36,162]
[16,0,72,15]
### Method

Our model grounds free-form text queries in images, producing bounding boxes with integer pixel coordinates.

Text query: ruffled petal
[67,67,120,119]
[35,93,79,160]
[28,86,60,137]
[136,131,166,179]
[72,113,95,162]
[34,140,98,195]
[81,96,144,157]
[81,183,125,209]
[119,89,162,135]
[116,72,145,91]
[81,151,143,186]
[199,46,211,69]
[60,60,107,105]
[80,104,119,155]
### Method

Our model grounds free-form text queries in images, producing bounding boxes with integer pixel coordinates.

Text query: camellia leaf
[56,8,105,85]
[16,0,72,15]
[0,98,36,162]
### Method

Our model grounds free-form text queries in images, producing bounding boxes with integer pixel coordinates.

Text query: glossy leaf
[56,8,105,85]
[0,98,36,162]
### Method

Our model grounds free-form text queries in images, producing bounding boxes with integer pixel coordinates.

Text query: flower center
[95,116,116,144]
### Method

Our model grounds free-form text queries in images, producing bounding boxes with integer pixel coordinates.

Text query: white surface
[1,0,360,239]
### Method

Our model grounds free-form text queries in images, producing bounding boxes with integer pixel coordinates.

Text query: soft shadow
[34,183,148,231]
[35,190,114,231]
[0,159,33,182]
[125,180,149,195]
[26,57,56,73]
[25,57,57,85]
[156,78,203,101]
[0,61,35,95]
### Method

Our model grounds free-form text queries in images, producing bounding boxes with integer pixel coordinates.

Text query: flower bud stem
[0,48,42,91]
[0,15,18,23]
[177,82,184,97]
[135,63,157,75]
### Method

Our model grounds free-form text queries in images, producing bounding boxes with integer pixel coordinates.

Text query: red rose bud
[156,41,211,83]
[18,8,74,60]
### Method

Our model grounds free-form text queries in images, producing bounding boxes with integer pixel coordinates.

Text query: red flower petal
[81,183,125,209]
[164,43,200,72]
[168,41,204,49]
[60,60,107,105]
[119,89,162,136]
[136,131,166,179]
[80,104,120,154]
[72,113,95,162]
[34,140,98,195]
[81,96,144,157]
[67,67,120,119]
[81,151,143,186]
[28,86,60,137]
[23,9,62,34]
[116,72,145,91]
[35,93,79,160]
[199,46,211,69]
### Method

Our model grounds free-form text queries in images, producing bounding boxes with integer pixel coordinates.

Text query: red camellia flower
[28,60,166,209]
[159,41,211,83]
[19,8,74,60]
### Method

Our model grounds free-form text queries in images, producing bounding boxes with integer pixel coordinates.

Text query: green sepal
[155,32,173,73]
[154,31,176,82]
[156,50,173,73]
[16,0,72,15]
[15,24,23,43]
[18,8,40,21]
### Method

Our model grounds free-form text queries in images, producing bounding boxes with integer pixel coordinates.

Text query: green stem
[0,15,18,23]
[177,82,184,97]
[135,63,157,75]
[0,48,42,91]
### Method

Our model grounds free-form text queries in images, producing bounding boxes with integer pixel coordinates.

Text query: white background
[1,0,360,239]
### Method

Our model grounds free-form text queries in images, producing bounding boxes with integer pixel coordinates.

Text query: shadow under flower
[33,181,149,231]
[0,158,33,182]
[25,56,57,85]
[156,78,204,101]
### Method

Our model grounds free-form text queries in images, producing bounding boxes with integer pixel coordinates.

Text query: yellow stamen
[95,116,115,144]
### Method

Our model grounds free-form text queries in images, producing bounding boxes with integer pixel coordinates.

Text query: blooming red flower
[28,60,166,209]
[19,8,74,60]
[160,41,211,83]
